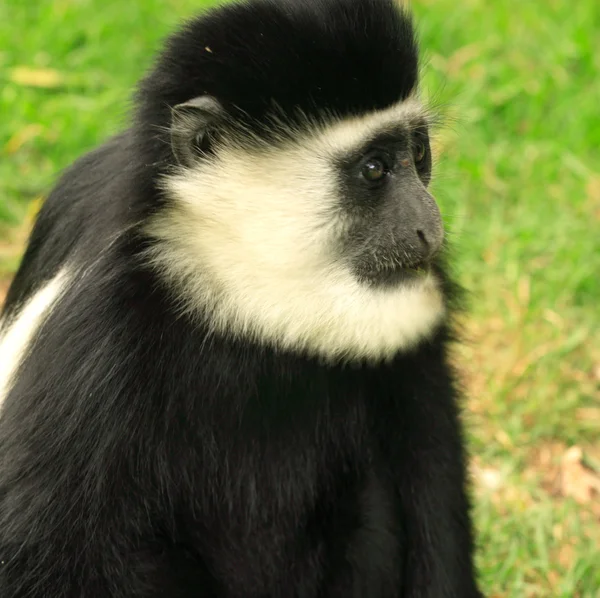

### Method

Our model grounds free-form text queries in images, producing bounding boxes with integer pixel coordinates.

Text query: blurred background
[0,0,598,595]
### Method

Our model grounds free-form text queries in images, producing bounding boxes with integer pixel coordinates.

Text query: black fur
[136,0,418,145]
[0,0,482,596]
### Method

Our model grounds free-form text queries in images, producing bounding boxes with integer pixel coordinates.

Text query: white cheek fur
[145,98,446,362]
[0,269,70,409]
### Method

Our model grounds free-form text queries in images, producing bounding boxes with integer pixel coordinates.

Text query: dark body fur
[0,1,482,596]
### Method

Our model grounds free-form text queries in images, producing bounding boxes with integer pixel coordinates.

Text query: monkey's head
[139,0,449,363]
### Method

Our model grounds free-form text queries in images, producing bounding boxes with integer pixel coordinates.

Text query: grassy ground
[1,0,599,595]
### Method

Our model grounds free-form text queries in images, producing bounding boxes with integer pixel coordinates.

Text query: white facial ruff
[145,98,446,362]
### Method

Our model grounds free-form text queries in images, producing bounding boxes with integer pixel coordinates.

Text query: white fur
[146,98,445,362]
[0,269,70,408]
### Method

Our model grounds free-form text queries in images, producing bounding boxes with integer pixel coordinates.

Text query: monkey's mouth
[355,260,431,288]
[403,263,429,275]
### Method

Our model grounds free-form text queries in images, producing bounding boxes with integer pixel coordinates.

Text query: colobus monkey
[0,0,483,596]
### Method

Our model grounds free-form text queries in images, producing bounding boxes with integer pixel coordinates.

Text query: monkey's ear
[170,96,223,167]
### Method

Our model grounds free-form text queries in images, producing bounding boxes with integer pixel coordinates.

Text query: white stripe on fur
[0,269,70,407]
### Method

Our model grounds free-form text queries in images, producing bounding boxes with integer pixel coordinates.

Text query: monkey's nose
[416,225,443,259]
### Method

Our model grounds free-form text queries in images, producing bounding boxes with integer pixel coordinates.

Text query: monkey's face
[147,97,446,362]
[332,107,441,289]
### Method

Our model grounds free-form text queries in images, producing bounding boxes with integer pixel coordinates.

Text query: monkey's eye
[414,138,426,164]
[360,156,389,183]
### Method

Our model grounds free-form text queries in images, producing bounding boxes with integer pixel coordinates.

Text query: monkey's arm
[374,340,483,598]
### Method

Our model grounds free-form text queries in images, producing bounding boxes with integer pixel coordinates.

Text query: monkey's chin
[356,262,431,289]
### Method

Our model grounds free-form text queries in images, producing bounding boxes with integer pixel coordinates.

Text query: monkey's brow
[369,117,429,142]
[339,120,429,163]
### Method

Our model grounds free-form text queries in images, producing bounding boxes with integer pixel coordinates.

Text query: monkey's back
[1,131,148,320]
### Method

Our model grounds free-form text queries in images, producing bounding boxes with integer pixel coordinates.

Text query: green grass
[1,0,599,595]
[412,2,600,594]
